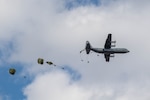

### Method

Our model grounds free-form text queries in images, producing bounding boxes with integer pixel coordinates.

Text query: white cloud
[1,0,150,100]
[24,71,92,100]
[23,71,150,100]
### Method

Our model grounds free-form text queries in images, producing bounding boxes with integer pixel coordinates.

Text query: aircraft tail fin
[85,41,92,54]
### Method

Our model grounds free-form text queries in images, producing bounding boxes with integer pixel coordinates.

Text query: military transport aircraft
[80,34,129,62]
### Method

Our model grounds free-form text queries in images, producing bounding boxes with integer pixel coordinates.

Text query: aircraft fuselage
[83,34,129,62]
[91,48,129,54]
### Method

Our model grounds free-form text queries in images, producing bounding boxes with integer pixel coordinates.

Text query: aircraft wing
[104,53,110,62]
[104,34,112,49]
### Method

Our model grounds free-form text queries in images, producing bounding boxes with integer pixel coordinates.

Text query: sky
[0,0,150,100]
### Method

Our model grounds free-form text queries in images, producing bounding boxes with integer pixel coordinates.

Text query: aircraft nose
[127,50,130,53]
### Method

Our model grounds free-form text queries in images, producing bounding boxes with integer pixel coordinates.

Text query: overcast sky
[1,0,150,100]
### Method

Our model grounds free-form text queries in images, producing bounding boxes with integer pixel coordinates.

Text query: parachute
[9,68,26,78]
[46,61,56,66]
[46,61,53,65]
[37,58,44,65]
[37,58,55,66]
[37,58,64,69]
[9,68,16,75]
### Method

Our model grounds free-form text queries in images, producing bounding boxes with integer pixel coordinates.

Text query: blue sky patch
[65,0,101,10]
[0,62,31,100]
[0,41,14,58]
[63,66,81,81]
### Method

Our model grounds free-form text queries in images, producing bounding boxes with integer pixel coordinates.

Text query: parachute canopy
[38,58,44,64]
[9,68,16,75]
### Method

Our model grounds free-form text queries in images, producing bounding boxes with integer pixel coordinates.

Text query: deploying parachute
[37,58,64,69]
[37,58,56,66]
[46,61,56,66]
[9,68,16,75]
[38,58,53,66]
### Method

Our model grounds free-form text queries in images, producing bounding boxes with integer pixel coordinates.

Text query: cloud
[65,0,100,9]
[1,0,150,100]
[23,71,92,100]
[23,71,150,100]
